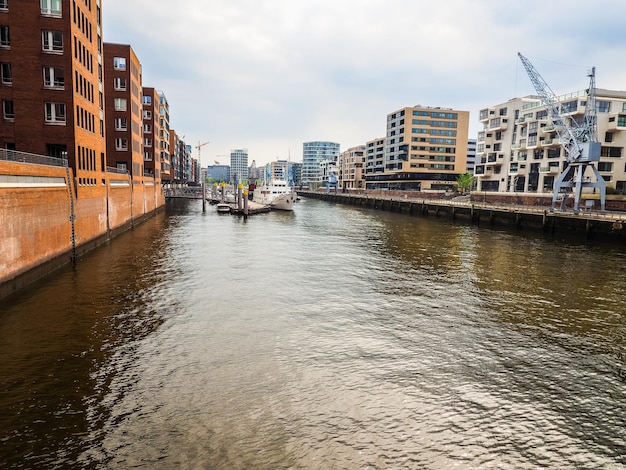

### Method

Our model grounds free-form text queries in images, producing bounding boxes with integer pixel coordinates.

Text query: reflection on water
[0,198,624,469]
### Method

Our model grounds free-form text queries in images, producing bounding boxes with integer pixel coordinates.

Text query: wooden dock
[210,198,271,216]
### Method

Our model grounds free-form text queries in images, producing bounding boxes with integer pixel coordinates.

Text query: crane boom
[196,141,210,165]
[517,53,605,213]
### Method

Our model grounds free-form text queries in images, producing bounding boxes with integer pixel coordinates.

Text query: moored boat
[252,178,297,211]
[216,203,230,213]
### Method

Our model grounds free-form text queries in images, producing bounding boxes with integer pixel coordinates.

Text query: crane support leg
[551,166,574,212]
[588,164,607,213]
[572,165,585,214]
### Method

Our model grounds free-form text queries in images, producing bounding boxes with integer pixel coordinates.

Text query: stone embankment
[300,190,626,241]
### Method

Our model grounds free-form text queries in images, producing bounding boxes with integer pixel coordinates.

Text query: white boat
[216,203,230,213]
[252,179,297,211]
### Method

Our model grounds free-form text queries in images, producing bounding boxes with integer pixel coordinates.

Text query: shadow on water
[0,208,182,468]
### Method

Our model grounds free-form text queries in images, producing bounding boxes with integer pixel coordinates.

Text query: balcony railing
[0,148,68,167]
[106,166,129,174]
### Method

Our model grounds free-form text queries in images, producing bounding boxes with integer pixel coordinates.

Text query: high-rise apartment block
[302,141,340,187]
[230,148,248,184]
[476,90,626,194]
[364,106,470,191]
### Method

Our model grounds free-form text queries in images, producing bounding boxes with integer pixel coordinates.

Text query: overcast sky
[103,0,626,167]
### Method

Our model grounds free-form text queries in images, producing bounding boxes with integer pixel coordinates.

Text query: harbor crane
[196,141,210,166]
[517,52,605,213]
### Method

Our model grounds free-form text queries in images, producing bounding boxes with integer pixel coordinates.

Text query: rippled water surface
[1,198,625,469]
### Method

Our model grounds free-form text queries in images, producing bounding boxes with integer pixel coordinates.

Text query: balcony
[515,117,527,125]
[608,114,626,131]
[488,118,508,131]
[479,108,493,122]
[541,124,555,133]
[539,166,559,174]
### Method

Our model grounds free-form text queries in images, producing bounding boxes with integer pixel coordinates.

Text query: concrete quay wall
[301,190,626,242]
[0,161,164,300]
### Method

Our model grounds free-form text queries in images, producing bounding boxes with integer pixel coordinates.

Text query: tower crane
[517,52,605,213]
[196,141,210,166]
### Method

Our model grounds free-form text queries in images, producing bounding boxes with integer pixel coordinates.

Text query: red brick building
[103,43,143,177]
[0,0,105,193]
[141,86,162,179]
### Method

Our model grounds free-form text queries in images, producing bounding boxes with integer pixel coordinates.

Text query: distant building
[230,148,248,184]
[248,160,262,183]
[338,145,366,190]
[365,137,386,177]
[141,87,161,178]
[291,162,302,187]
[302,141,340,188]
[466,139,477,175]
[365,105,470,191]
[207,165,230,183]
[156,91,170,178]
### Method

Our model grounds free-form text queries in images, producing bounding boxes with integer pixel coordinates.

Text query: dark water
[0,198,625,469]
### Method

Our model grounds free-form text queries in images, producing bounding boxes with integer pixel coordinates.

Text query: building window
[45,102,66,124]
[40,0,61,16]
[113,57,126,70]
[43,66,64,88]
[0,62,11,85]
[143,124,152,133]
[605,132,614,143]
[0,25,9,48]
[597,101,610,113]
[115,138,128,151]
[144,151,152,161]
[114,117,127,130]
[143,110,151,120]
[601,147,622,158]
[113,77,126,90]
[142,95,151,105]
[3,99,14,120]
[598,162,613,172]
[143,138,152,147]
[113,98,127,111]
[0,1,7,11]
[42,30,63,53]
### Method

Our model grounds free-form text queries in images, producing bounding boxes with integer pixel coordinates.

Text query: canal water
[0,198,625,469]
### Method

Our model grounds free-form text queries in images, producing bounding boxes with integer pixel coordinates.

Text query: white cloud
[104,0,626,165]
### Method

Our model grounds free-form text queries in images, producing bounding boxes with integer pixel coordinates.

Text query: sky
[103,0,626,167]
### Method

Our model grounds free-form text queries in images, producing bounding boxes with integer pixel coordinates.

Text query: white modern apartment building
[476,89,626,194]
[230,148,248,184]
[302,141,340,187]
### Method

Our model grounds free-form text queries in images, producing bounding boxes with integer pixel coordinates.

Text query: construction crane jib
[196,141,210,164]
[517,52,605,213]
